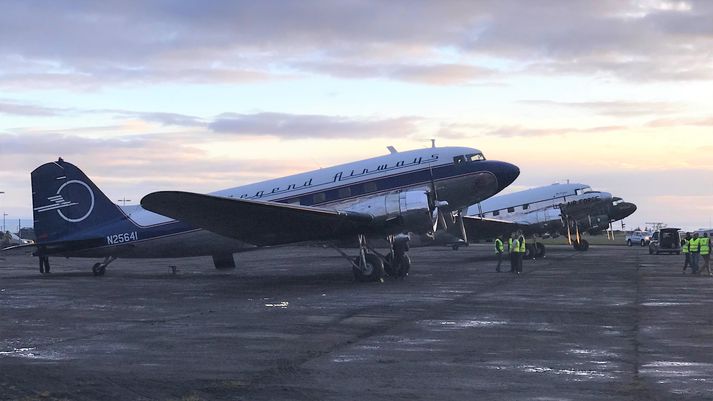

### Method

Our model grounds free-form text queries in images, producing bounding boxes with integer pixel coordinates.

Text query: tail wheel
[352,254,384,282]
[92,263,106,276]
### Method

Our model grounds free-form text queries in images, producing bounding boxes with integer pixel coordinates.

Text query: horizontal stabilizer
[141,191,374,246]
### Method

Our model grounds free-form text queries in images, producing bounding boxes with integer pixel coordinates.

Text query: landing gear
[332,234,413,282]
[384,237,411,278]
[212,254,236,269]
[526,242,547,259]
[572,239,589,251]
[352,253,385,282]
[92,256,116,276]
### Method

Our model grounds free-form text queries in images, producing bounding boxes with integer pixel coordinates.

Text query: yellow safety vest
[689,238,700,252]
[682,239,690,253]
[508,238,514,253]
[511,239,519,253]
[700,237,710,255]
[518,237,526,253]
[495,238,504,253]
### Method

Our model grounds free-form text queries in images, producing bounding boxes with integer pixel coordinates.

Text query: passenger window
[507,207,515,213]
[313,192,326,204]
[522,204,529,210]
[338,187,351,198]
[493,210,500,216]
[364,182,377,193]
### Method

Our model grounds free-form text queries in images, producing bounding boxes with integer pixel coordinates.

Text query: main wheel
[581,239,589,251]
[396,254,411,278]
[535,242,546,258]
[352,254,384,282]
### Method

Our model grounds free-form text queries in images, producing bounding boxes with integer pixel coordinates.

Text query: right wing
[461,216,528,240]
[141,191,377,246]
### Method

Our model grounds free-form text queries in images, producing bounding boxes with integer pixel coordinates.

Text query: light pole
[0,191,4,233]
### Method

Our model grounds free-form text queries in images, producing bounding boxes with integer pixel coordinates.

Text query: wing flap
[141,191,374,246]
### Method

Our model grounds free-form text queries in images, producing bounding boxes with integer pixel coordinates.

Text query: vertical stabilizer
[31,159,129,243]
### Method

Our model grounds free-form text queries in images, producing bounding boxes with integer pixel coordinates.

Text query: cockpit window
[454,153,486,165]
[453,155,466,164]
[575,186,592,195]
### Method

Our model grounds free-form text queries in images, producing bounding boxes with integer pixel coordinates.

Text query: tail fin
[32,159,128,243]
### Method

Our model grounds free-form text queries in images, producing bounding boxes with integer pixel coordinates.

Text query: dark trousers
[39,256,50,274]
[509,253,516,272]
[691,252,700,273]
[683,253,690,270]
[516,253,523,273]
[496,252,503,272]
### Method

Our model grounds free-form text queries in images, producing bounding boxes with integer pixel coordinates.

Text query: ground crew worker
[682,233,691,273]
[509,234,519,273]
[516,233,526,274]
[700,233,711,276]
[494,235,504,272]
[689,232,701,274]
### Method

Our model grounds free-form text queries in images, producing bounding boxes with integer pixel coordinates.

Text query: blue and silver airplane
[24,145,519,281]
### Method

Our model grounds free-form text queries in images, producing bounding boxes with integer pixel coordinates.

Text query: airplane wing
[141,191,376,246]
[461,216,528,239]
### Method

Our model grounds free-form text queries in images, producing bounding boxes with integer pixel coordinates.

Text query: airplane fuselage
[36,147,519,258]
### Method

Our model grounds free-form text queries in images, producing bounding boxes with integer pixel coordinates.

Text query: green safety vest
[701,237,710,255]
[690,238,700,253]
[495,238,504,253]
[508,238,514,253]
[682,239,690,253]
[518,237,526,253]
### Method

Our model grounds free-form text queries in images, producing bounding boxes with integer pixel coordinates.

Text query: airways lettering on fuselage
[232,154,439,200]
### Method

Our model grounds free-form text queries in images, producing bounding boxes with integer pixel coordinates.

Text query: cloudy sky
[1,0,712,231]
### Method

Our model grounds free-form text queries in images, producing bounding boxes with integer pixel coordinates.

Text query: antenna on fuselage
[387,146,398,154]
[431,138,436,148]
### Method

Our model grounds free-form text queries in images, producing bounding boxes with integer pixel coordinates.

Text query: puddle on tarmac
[421,319,508,330]
[0,347,65,360]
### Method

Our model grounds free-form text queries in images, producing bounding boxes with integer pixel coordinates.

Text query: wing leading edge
[141,191,375,246]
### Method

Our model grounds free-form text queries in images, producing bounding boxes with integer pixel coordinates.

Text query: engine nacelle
[343,190,433,234]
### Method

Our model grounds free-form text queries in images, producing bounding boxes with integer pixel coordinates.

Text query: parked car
[626,230,652,247]
[648,228,681,255]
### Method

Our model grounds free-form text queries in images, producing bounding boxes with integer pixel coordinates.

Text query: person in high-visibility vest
[509,234,519,273]
[700,233,711,276]
[681,232,691,273]
[494,236,504,272]
[689,232,701,274]
[516,233,526,274]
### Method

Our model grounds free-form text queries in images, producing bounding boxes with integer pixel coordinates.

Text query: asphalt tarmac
[1,244,713,401]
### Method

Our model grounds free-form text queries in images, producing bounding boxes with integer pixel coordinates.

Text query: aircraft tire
[352,254,384,282]
[581,239,589,251]
[384,253,396,277]
[536,242,546,258]
[397,254,411,278]
[92,263,106,276]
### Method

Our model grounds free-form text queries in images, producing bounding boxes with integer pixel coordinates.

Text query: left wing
[141,191,376,246]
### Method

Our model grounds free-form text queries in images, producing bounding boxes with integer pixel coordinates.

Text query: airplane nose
[612,202,637,220]
[494,161,520,192]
